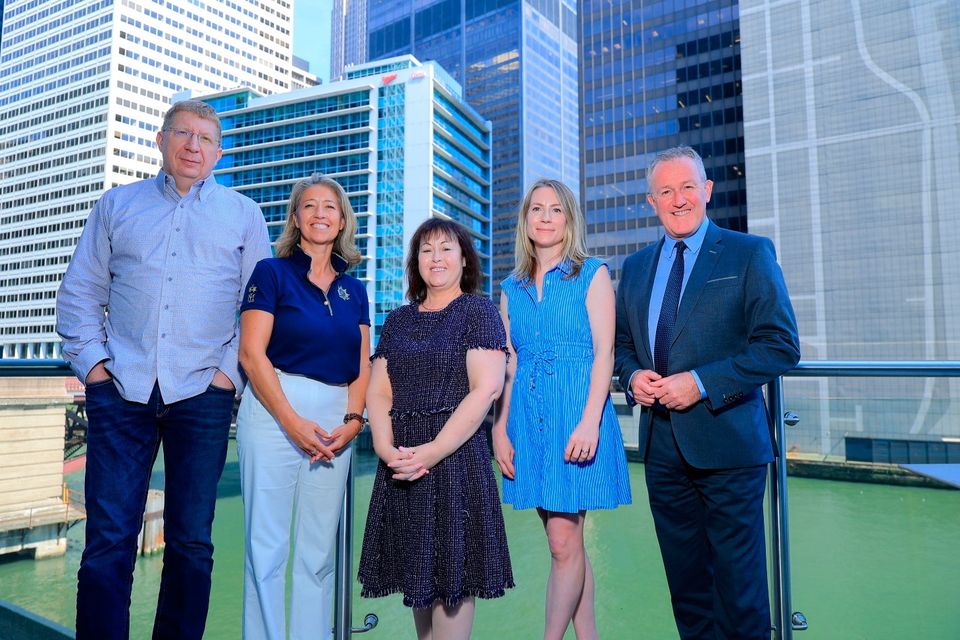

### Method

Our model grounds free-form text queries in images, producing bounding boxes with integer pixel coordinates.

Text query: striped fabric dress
[501,257,631,512]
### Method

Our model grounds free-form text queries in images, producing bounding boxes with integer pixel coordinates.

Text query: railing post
[767,376,793,640]
[333,448,356,640]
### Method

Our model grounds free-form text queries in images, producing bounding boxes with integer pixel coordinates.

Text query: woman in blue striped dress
[493,178,631,639]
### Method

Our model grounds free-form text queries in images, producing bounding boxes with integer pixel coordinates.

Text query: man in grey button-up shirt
[56,100,271,640]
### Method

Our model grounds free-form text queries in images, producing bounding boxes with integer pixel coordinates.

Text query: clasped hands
[284,416,359,464]
[386,443,440,482]
[630,370,701,411]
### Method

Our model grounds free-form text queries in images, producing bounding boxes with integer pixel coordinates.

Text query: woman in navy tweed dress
[358,218,513,639]
[493,179,631,640]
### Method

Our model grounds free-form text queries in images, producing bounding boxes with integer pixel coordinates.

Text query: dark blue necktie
[654,241,686,376]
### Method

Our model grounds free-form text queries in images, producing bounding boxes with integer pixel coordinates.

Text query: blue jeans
[76,381,235,640]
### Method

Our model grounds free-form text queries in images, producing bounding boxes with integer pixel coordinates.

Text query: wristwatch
[343,412,366,431]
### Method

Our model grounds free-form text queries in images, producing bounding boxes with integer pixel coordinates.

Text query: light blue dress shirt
[56,171,272,404]
[646,220,710,398]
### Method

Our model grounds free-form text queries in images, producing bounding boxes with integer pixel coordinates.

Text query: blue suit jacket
[614,222,801,469]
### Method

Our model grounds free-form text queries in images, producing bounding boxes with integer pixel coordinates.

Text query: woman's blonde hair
[512,178,588,281]
[275,174,362,267]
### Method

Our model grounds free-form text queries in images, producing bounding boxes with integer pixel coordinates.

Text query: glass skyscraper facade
[330,0,367,82]
[740,0,960,455]
[579,0,745,283]
[364,0,579,285]
[203,56,493,333]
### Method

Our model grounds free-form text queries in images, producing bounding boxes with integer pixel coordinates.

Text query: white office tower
[0,0,301,359]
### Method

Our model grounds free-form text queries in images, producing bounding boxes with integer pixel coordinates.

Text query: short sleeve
[371,307,399,360]
[357,281,371,326]
[240,259,278,314]
[463,296,508,354]
[577,256,605,282]
[499,274,516,298]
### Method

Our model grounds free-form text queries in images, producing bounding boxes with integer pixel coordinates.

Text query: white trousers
[237,371,352,640]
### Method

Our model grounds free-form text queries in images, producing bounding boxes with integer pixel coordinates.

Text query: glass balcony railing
[768,361,960,640]
[0,360,958,639]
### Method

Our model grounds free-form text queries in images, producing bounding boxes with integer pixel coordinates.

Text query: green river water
[1,443,958,639]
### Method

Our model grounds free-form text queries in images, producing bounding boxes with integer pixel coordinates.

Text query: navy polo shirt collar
[291,246,350,278]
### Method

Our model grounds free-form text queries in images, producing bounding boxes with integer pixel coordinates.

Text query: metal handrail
[0,359,72,377]
[767,359,960,640]
[790,360,960,377]
[767,375,795,640]
[334,453,378,638]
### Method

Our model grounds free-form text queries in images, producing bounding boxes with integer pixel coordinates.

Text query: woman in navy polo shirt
[236,174,370,640]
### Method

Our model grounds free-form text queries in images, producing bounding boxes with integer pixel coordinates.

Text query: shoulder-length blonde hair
[275,174,362,267]
[512,178,588,281]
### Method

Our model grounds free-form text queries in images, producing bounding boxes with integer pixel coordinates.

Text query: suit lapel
[673,223,723,345]
[636,239,664,364]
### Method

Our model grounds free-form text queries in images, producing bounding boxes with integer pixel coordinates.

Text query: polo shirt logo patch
[337,285,350,301]
[247,285,257,303]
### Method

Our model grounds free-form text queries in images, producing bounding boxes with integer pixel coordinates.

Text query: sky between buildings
[293,0,333,83]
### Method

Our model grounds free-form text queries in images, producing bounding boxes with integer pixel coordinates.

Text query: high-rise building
[202,55,493,332]
[330,0,366,82]
[364,0,580,285]
[291,55,320,89]
[0,0,304,358]
[579,0,746,283]
[740,0,960,453]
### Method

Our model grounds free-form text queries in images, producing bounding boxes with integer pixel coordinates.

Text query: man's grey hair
[646,145,708,193]
[161,100,221,141]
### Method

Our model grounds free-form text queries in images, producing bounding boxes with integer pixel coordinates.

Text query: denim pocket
[84,377,115,390]
[206,383,236,395]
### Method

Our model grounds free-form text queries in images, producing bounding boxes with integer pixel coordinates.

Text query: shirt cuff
[691,370,707,400]
[73,346,111,383]
[624,370,640,406]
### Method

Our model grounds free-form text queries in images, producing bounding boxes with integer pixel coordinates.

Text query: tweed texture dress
[500,257,632,512]
[357,293,515,608]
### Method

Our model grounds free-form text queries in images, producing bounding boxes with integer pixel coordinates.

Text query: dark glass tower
[365,0,580,286]
[579,0,746,283]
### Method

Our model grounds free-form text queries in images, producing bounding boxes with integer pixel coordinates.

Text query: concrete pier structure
[139,489,165,556]
[0,378,84,559]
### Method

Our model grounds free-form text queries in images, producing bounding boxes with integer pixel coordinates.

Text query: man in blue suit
[615,146,800,639]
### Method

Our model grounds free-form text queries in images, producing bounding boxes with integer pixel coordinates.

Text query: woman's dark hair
[405,217,482,303]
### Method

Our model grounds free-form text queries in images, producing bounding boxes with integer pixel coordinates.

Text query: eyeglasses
[163,128,220,149]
